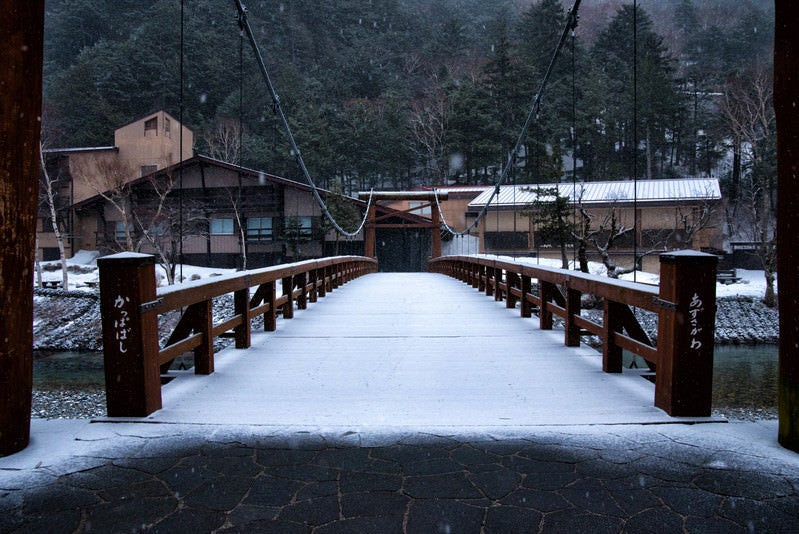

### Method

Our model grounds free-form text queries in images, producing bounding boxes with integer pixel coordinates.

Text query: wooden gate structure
[357,191,447,260]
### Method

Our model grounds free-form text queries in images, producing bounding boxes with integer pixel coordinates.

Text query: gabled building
[39,113,433,273]
[39,111,193,261]
[465,178,724,271]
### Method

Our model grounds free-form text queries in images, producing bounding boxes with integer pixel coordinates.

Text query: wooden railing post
[655,251,718,416]
[602,300,624,373]
[193,300,214,374]
[564,283,582,347]
[309,268,318,303]
[539,281,555,330]
[264,281,277,331]
[520,275,532,318]
[319,267,328,297]
[506,272,519,309]
[494,268,503,302]
[234,287,251,349]
[296,272,308,310]
[282,275,294,319]
[98,253,161,417]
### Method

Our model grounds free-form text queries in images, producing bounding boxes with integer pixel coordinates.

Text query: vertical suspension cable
[178,0,184,282]
[239,28,244,167]
[632,0,639,282]
[495,183,500,257]
[571,24,577,270]
[512,164,517,259]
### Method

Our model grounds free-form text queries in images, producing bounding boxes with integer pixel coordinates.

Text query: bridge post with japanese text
[98,253,162,417]
[655,251,718,417]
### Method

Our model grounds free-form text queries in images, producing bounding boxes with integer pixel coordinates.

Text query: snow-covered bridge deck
[135,273,715,429]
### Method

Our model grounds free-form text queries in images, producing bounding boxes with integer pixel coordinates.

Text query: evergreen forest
[42,0,775,195]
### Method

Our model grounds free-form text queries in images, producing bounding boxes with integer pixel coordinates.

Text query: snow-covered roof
[421,185,491,195]
[42,146,118,154]
[468,178,721,210]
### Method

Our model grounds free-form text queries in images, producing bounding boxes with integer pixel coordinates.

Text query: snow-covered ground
[36,250,237,292]
[482,254,774,300]
[37,250,775,301]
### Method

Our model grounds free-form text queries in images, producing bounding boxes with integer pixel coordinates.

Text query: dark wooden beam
[0,0,45,456]
[357,191,449,201]
[775,0,799,451]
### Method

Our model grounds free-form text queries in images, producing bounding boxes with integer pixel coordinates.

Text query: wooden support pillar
[564,286,582,347]
[234,287,251,349]
[539,281,555,330]
[655,251,717,417]
[431,206,442,258]
[364,203,377,258]
[775,0,799,451]
[282,276,294,319]
[602,300,624,373]
[296,272,308,310]
[520,276,532,318]
[506,272,519,309]
[193,300,214,375]
[0,0,44,455]
[318,268,328,297]
[98,253,162,417]
[309,269,318,303]
[263,281,277,332]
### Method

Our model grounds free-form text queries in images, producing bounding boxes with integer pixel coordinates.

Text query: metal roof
[421,185,491,195]
[467,178,721,209]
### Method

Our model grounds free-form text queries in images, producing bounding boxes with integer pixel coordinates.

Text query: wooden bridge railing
[98,254,378,417]
[429,251,718,417]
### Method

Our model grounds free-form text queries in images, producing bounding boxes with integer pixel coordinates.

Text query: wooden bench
[42,280,61,289]
[717,268,740,284]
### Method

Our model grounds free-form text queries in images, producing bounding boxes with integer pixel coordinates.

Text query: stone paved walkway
[2,420,798,532]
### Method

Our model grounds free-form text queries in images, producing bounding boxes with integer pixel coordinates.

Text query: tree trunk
[774,0,799,452]
[40,145,69,288]
[577,241,589,273]
[0,0,45,456]
[35,234,43,287]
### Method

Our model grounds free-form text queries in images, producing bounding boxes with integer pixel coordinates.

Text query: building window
[284,216,313,238]
[41,216,55,233]
[144,117,157,136]
[115,221,133,241]
[409,201,432,218]
[164,117,171,137]
[247,217,273,241]
[210,218,234,235]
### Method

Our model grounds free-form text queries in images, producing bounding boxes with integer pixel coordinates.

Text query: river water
[35,345,780,411]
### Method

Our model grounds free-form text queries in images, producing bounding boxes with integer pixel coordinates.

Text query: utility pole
[774,0,799,452]
[0,0,45,455]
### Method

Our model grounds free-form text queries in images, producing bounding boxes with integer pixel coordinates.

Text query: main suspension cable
[434,0,582,239]
[233,0,373,238]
